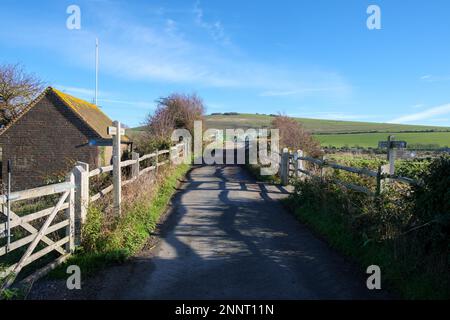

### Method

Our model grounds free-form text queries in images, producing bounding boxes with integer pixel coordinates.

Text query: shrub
[287,155,450,299]
[272,114,322,157]
[411,155,450,254]
[50,163,191,280]
[145,93,205,146]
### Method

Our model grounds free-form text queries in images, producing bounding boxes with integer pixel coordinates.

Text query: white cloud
[55,85,153,110]
[294,112,376,121]
[165,19,177,34]
[99,98,153,110]
[193,1,231,46]
[260,86,350,97]
[420,74,450,82]
[55,85,98,97]
[0,3,352,102]
[389,103,450,123]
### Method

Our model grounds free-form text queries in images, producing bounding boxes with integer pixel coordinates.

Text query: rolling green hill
[316,131,450,149]
[130,114,450,149]
[205,113,450,134]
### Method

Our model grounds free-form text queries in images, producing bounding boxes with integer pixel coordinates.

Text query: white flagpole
[95,38,99,105]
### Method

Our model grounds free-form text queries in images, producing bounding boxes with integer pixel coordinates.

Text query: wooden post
[109,121,123,216]
[132,152,140,178]
[73,162,89,245]
[66,171,75,253]
[387,135,396,177]
[320,155,327,180]
[297,150,305,180]
[184,139,189,163]
[155,149,159,174]
[281,148,289,186]
[294,150,299,178]
[376,164,389,195]
[170,146,177,164]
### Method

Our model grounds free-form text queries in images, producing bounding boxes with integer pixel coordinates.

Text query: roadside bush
[410,155,450,255]
[47,163,190,280]
[145,93,205,146]
[83,163,189,255]
[272,115,322,157]
[287,155,450,299]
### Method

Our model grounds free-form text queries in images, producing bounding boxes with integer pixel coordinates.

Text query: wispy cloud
[193,1,231,46]
[99,98,153,110]
[55,85,101,98]
[389,103,450,123]
[55,85,153,110]
[420,74,450,82]
[260,86,350,97]
[0,2,352,102]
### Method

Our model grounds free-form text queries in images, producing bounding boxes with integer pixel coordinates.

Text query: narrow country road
[88,165,387,300]
[29,164,390,300]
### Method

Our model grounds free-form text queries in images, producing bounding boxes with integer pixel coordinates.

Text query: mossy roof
[0,87,130,142]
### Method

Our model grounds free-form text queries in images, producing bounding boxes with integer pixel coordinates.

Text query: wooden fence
[0,141,187,290]
[278,148,421,195]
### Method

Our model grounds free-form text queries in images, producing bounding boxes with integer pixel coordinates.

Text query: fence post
[281,148,289,186]
[155,149,159,174]
[73,162,89,246]
[293,150,299,178]
[297,150,305,180]
[170,146,177,164]
[184,139,189,163]
[132,152,140,179]
[66,171,76,253]
[112,121,122,216]
[387,135,396,177]
[376,164,389,195]
[320,155,327,180]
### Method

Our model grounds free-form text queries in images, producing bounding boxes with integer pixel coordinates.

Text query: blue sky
[1,0,450,128]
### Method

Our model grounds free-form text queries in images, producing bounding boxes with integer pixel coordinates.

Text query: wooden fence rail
[278,148,421,195]
[0,140,186,290]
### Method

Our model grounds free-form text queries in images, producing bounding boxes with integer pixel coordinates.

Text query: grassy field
[316,131,450,149]
[204,113,450,134]
[205,114,450,149]
[130,113,450,149]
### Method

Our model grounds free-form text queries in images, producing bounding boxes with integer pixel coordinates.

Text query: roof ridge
[0,86,129,142]
[49,88,106,140]
[52,88,100,111]
[50,88,129,142]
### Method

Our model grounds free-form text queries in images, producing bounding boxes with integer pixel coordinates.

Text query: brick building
[0,87,131,191]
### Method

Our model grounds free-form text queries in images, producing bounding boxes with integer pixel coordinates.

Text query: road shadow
[92,164,390,300]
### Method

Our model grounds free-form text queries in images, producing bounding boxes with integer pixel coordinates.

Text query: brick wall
[0,92,100,191]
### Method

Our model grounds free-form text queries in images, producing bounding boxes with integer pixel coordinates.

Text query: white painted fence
[277,148,421,195]
[0,141,187,290]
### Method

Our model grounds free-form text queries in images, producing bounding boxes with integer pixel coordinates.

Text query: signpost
[108,121,125,216]
[378,135,407,177]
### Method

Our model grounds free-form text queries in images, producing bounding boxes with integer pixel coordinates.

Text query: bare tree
[145,93,205,145]
[0,64,45,127]
[272,114,322,157]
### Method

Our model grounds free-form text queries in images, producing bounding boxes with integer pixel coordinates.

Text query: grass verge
[48,163,191,280]
[244,163,280,184]
[283,196,449,300]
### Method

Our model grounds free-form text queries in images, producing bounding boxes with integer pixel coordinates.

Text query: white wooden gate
[0,139,186,291]
[0,173,75,290]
